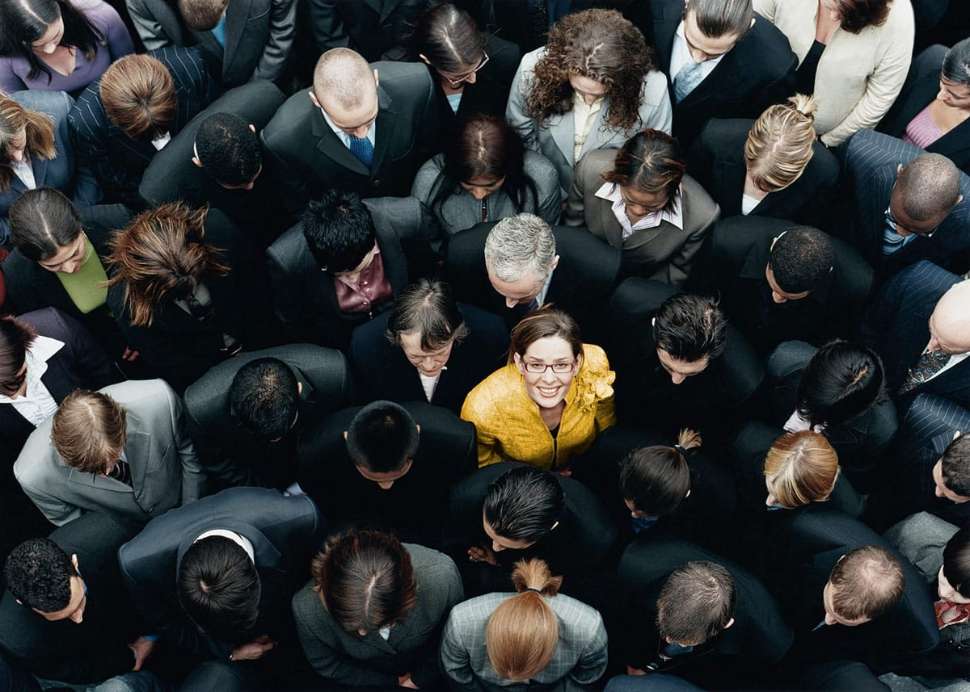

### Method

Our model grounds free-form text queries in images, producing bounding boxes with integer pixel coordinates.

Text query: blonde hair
[745,94,818,193]
[485,560,562,681]
[0,94,56,192]
[51,390,127,473]
[763,430,839,508]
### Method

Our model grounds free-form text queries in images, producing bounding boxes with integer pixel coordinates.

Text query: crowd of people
[0,0,968,690]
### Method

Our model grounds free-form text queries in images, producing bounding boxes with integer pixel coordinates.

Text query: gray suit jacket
[14,379,204,526]
[506,47,672,194]
[293,543,463,689]
[564,149,720,285]
[440,591,608,692]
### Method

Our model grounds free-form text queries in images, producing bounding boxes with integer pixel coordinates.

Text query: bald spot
[934,280,970,352]
[898,154,962,220]
[313,48,375,111]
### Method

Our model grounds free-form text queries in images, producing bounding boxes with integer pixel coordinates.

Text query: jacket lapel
[548,112,575,170]
[31,157,49,188]
[310,96,370,176]
[369,84,397,177]
[222,0,252,78]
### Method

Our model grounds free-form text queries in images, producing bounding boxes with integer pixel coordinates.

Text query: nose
[492,541,505,552]
[771,291,787,304]
[62,261,80,275]
[378,480,394,490]
[670,372,686,385]
[70,608,84,624]
[464,71,477,85]
[540,367,558,383]
[469,187,488,200]
[43,42,57,54]
[505,296,518,309]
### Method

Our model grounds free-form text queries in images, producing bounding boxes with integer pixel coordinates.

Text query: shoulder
[102,378,177,412]
[518,48,545,74]
[448,593,507,625]
[743,15,796,64]
[291,581,327,623]
[14,89,72,122]
[76,0,126,28]
[549,593,605,632]
[883,0,915,32]
[578,344,614,396]
[406,543,461,584]
[150,46,206,79]
[373,61,433,95]
[640,69,670,102]
[461,366,518,422]
[14,419,58,484]
[574,149,613,183]
[264,91,314,141]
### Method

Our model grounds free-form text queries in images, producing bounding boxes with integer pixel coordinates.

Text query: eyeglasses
[522,361,575,374]
[440,52,489,88]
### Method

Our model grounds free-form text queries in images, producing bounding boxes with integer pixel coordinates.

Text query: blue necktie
[211,15,226,47]
[349,135,374,169]
[673,60,706,103]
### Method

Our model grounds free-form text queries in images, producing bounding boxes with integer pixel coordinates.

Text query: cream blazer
[754,0,913,146]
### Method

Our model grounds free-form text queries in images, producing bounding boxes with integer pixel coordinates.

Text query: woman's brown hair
[310,529,417,635]
[602,129,686,211]
[486,559,562,681]
[0,94,56,192]
[51,389,127,473]
[508,306,583,364]
[0,316,37,396]
[526,9,653,132]
[763,430,839,508]
[105,203,229,328]
[836,0,891,33]
[99,54,177,140]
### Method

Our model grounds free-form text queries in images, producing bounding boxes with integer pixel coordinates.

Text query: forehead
[683,11,740,54]
[524,336,574,360]
[398,330,450,353]
[658,348,708,373]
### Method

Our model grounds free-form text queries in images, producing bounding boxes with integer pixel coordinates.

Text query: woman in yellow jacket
[460,307,616,471]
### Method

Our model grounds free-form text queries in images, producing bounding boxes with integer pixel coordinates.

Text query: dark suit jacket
[0,308,117,474]
[776,507,939,671]
[0,512,140,684]
[68,46,214,207]
[107,208,273,392]
[261,61,438,209]
[118,487,322,658]
[126,0,297,86]
[844,128,970,276]
[138,80,290,248]
[445,222,622,337]
[0,203,131,356]
[309,0,430,61]
[298,401,476,547]
[184,344,352,490]
[647,1,797,146]
[696,216,874,355]
[861,260,969,411]
[878,44,970,174]
[607,278,765,445]
[615,537,794,688]
[687,118,840,226]
[349,302,509,414]
[266,196,434,350]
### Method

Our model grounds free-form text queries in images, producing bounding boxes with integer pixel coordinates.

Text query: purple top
[0,0,134,95]
[903,104,945,150]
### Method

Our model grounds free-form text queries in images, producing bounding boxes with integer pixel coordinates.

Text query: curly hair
[525,9,653,132]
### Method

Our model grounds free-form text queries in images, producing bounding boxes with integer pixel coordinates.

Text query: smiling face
[514,335,580,410]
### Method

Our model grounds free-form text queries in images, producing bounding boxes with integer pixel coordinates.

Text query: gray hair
[313,48,374,110]
[686,0,753,38]
[943,38,970,86]
[483,213,557,283]
[897,153,962,221]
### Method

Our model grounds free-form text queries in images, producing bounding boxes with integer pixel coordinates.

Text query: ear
[308,90,321,110]
[373,69,380,88]
[248,123,256,134]
[550,520,560,531]
[418,53,431,65]
[896,163,903,174]
[342,430,348,441]
[297,381,303,396]
[955,430,963,440]
[550,255,561,272]
[191,154,203,168]
[71,553,79,571]
[724,617,735,630]
[415,423,421,435]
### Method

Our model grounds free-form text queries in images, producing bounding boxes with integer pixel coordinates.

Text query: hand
[467,545,497,565]
[230,635,276,662]
[398,673,419,688]
[556,466,573,477]
[129,636,157,671]
[121,346,140,362]
[626,665,647,676]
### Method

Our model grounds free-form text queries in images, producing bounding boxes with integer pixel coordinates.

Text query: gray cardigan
[411,150,562,241]
[292,543,463,689]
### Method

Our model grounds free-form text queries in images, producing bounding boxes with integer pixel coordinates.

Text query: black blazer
[0,308,118,474]
[107,208,274,392]
[118,487,322,658]
[878,44,970,174]
[687,118,840,226]
[1,203,131,356]
[261,61,439,209]
[349,302,509,413]
[309,0,430,61]
[606,278,765,445]
[647,0,797,147]
[266,196,434,350]
[776,507,939,671]
[0,512,140,684]
[298,401,476,547]
[615,536,794,688]
[138,80,291,249]
[861,260,970,412]
[183,343,353,490]
[445,223,621,337]
[695,216,874,356]
[68,46,214,207]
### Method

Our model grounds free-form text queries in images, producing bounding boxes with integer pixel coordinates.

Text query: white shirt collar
[0,336,65,404]
[320,102,377,150]
[194,529,256,564]
[595,182,684,238]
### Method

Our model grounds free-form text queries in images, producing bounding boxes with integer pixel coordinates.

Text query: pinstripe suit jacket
[68,46,214,206]
[844,129,970,276]
[441,592,608,691]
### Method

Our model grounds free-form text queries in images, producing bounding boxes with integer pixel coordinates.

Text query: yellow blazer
[460,343,616,470]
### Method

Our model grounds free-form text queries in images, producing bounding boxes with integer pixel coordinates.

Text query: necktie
[211,15,226,47]
[899,349,951,395]
[110,459,132,486]
[349,135,374,169]
[673,59,706,103]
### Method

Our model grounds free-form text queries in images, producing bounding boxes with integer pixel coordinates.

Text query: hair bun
[787,93,818,120]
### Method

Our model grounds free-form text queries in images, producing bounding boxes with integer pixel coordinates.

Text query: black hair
[195,113,262,187]
[768,227,834,294]
[653,294,727,362]
[796,341,886,427]
[942,37,970,86]
[345,401,420,473]
[228,358,300,441]
[9,188,83,262]
[483,466,564,542]
[177,536,261,644]
[619,446,691,516]
[943,524,970,600]
[4,538,76,612]
[942,434,970,498]
[0,0,103,83]
[302,189,376,272]
[411,2,486,73]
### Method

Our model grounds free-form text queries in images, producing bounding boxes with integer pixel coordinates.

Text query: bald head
[313,48,376,110]
[891,154,963,235]
[929,280,970,354]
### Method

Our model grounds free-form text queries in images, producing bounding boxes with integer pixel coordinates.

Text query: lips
[536,385,561,398]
